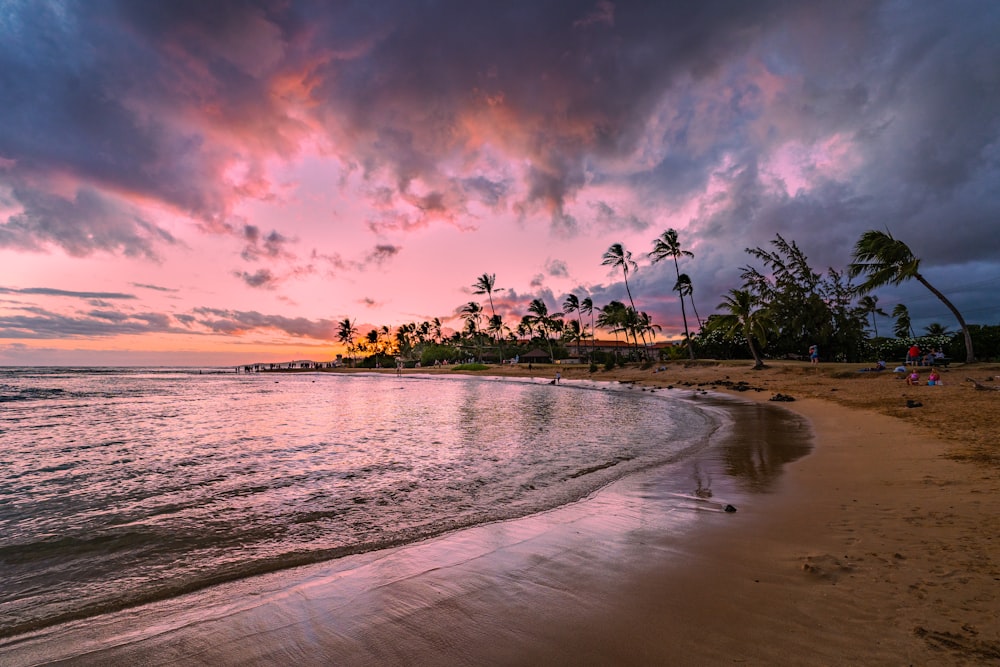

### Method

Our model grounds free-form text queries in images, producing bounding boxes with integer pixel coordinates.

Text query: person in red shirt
[907,344,921,366]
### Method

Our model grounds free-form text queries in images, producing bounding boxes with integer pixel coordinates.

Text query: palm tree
[849,230,974,363]
[924,322,952,336]
[858,295,888,338]
[707,289,774,370]
[597,300,628,360]
[460,301,484,361]
[561,319,583,352]
[337,318,358,366]
[637,311,661,349]
[602,243,648,352]
[891,303,914,339]
[563,294,586,356]
[649,229,695,359]
[675,273,703,328]
[473,273,505,361]
[365,329,380,362]
[527,298,563,361]
[581,297,594,357]
[517,317,534,342]
[486,314,510,351]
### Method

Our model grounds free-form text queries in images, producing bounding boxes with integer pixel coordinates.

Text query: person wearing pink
[906,370,920,385]
[928,370,941,386]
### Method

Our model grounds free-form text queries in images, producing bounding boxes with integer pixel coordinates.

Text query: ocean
[0,367,801,642]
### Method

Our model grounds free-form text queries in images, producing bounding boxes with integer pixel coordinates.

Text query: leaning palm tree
[649,229,695,359]
[337,318,358,366]
[707,289,774,370]
[858,295,888,338]
[602,243,648,352]
[849,230,974,363]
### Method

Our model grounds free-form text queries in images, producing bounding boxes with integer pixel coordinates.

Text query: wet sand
[4,362,1000,665]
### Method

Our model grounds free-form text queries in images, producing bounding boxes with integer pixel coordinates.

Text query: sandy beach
[4,361,998,665]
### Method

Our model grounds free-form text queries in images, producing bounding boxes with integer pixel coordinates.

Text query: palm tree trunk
[746,332,765,369]
[673,257,695,359]
[623,284,650,360]
[916,274,974,363]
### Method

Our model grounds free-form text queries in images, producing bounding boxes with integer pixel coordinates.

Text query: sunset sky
[2,0,998,366]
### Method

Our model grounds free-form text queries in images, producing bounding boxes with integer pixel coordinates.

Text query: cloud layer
[2,0,998,360]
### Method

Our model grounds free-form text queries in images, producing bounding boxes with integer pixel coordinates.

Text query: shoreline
[4,361,999,664]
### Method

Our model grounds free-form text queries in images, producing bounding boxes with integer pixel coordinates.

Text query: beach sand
[4,361,999,665]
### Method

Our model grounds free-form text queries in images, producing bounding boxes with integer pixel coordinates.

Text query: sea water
[0,368,730,639]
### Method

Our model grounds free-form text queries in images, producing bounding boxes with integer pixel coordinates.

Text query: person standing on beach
[809,344,819,364]
[908,344,921,366]
[554,371,561,385]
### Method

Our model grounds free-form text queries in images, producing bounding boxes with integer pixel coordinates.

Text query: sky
[1,0,999,366]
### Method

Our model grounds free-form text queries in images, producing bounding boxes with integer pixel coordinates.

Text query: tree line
[332,228,988,369]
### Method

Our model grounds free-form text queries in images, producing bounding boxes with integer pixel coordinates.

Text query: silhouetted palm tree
[563,293,586,356]
[337,318,358,366]
[602,243,648,352]
[924,322,952,336]
[858,295,888,337]
[708,289,774,370]
[674,273,702,329]
[649,229,695,358]
[581,297,594,356]
[891,303,914,338]
[850,230,974,362]
[528,298,562,361]
[473,273,505,361]
[460,302,484,361]
[597,300,628,360]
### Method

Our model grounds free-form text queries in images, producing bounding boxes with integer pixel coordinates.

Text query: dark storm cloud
[1,0,998,329]
[304,0,803,228]
[0,0,303,256]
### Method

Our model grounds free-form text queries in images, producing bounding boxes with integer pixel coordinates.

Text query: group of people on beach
[905,368,942,386]
[907,344,945,366]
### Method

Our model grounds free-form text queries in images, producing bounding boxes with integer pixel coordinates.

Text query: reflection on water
[715,399,812,493]
[0,369,724,638]
[0,392,817,667]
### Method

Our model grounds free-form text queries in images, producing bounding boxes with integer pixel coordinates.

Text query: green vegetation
[328,229,991,371]
[850,229,975,363]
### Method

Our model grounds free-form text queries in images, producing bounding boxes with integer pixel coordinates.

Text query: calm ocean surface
[0,367,730,639]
